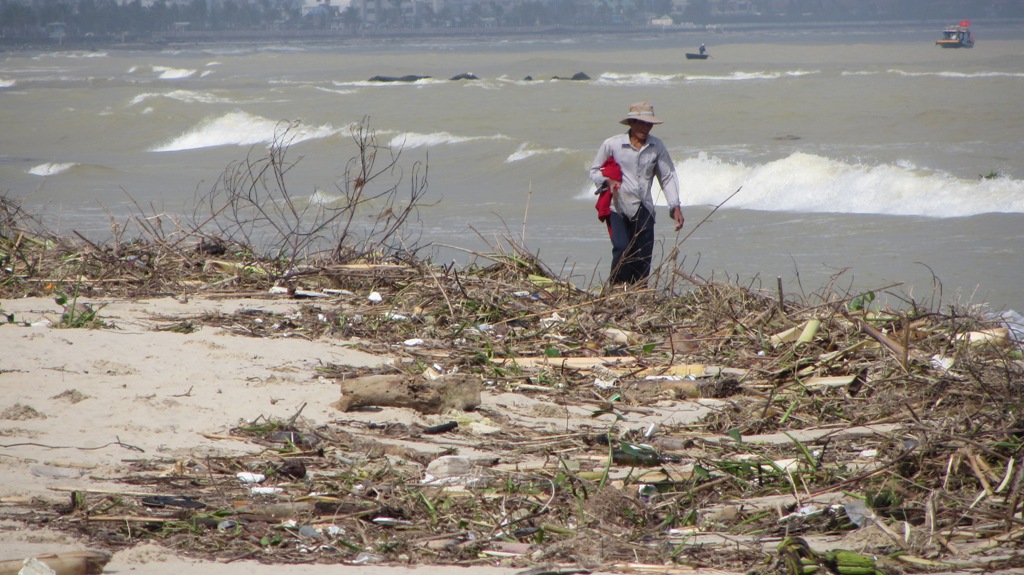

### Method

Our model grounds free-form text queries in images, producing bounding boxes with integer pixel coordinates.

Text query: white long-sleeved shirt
[589,131,681,220]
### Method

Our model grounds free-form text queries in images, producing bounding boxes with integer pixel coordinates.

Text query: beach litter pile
[3,178,1024,575]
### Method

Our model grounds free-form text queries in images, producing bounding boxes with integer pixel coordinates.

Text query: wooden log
[331,373,481,414]
[0,550,111,575]
[631,379,701,398]
[857,318,906,364]
[494,356,638,370]
[802,375,859,389]
[635,363,706,377]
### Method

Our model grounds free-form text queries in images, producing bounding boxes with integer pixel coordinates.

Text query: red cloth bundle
[595,156,621,224]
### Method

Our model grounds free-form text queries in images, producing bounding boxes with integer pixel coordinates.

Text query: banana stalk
[823,549,882,575]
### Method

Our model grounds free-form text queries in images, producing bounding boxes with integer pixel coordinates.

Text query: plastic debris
[422,421,458,434]
[250,486,284,495]
[236,471,265,484]
[426,455,472,478]
[351,551,384,565]
[17,557,56,575]
[997,309,1024,341]
[540,312,565,327]
[843,499,870,527]
[931,354,955,372]
[372,517,413,526]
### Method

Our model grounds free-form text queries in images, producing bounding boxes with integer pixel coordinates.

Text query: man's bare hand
[672,206,684,231]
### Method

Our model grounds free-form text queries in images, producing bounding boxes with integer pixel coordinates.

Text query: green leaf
[784,432,818,471]
[590,408,624,421]
[848,291,876,312]
[543,346,560,358]
[727,428,743,442]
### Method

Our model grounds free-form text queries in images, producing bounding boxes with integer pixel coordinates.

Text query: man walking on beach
[590,101,684,284]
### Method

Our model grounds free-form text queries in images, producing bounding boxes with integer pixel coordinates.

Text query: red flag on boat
[960,20,970,27]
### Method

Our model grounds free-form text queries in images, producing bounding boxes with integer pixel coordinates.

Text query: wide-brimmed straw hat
[619,101,663,125]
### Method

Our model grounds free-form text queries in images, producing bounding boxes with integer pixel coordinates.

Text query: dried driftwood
[0,550,111,575]
[331,373,482,414]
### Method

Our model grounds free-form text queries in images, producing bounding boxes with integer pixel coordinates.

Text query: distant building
[45,22,66,40]
[302,0,341,27]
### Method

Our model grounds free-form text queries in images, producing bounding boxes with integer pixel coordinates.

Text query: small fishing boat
[686,44,709,60]
[936,20,974,48]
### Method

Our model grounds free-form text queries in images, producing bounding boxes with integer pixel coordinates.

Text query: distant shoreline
[4,17,1022,52]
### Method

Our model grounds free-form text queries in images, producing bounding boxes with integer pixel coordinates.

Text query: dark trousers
[608,204,655,284]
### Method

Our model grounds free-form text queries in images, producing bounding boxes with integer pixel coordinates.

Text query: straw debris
[3,128,1024,574]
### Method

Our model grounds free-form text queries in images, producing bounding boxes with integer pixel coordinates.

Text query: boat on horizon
[686,44,709,60]
[936,20,974,48]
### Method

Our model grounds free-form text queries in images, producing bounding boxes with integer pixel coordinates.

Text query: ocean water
[2,24,1023,311]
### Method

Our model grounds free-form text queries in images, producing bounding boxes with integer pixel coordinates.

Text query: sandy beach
[1,294,720,575]
[1,210,1021,575]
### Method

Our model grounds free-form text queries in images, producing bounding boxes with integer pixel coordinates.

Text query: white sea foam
[596,72,683,86]
[308,189,343,205]
[129,90,239,106]
[128,64,197,79]
[315,86,356,95]
[34,51,108,59]
[342,77,446,87]
[506,143,574,163]
[462,79,506,90]
[580,152,1024,218]
[686,69,819,82]
[29,162,78,176]
[391,132,508,149]
[888,69,1024,79]
[0,78,15,88]
[151,111,341,152]
[676,152,1024,217]
[153,66,197,80]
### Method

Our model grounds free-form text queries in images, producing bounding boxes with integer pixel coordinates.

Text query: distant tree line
[1,0,1021,40]
[0,0,303,38]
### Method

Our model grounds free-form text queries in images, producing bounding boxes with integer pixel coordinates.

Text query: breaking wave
[685,69,820,82]
[887,69,1024,79]
[129,65,197,80]
[580,152,1024,218]
[151,111,341,152]
[390,131,509,149]
[506,142,574,163]
[129,89,241,106]
[28,162,78,176]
